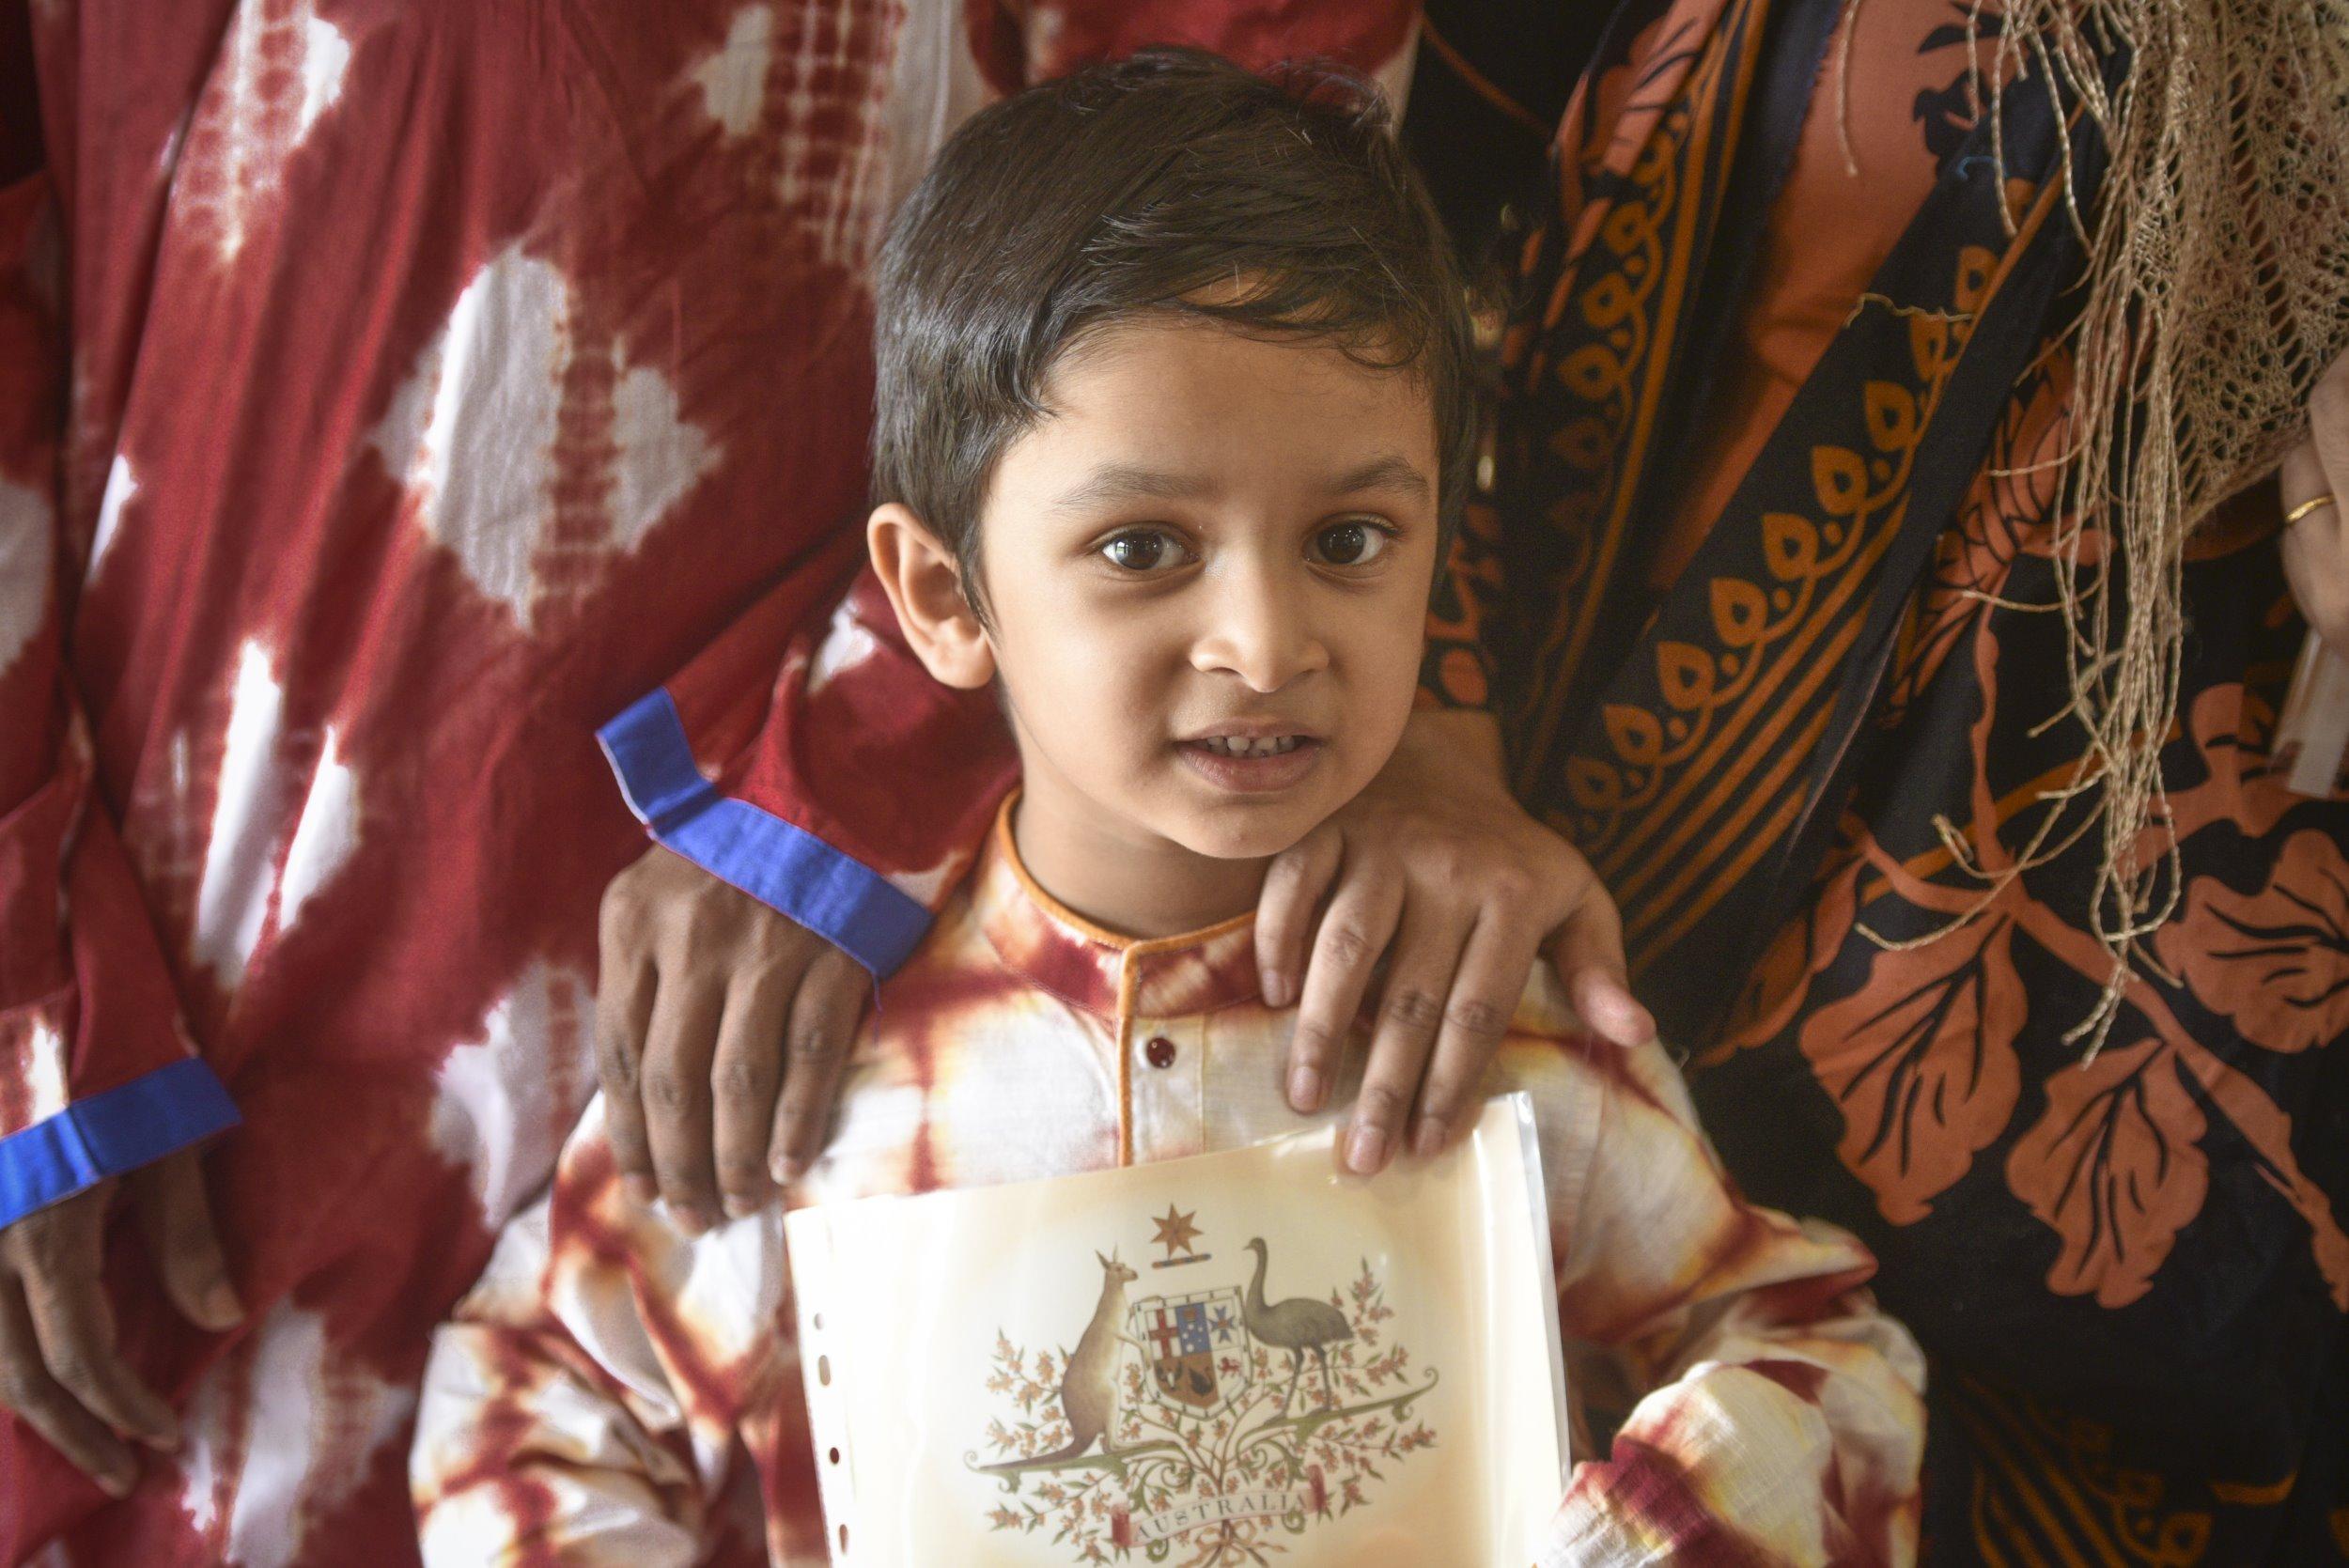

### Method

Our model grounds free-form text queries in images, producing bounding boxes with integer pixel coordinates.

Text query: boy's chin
[1159,806,1324,863]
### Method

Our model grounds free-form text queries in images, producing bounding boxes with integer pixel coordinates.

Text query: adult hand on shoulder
[2280,346,2349,659]
[0,1148,242,1496]
[1256,707,1654,1176]
[596,846,869,1229]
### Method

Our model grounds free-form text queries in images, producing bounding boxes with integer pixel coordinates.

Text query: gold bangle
[2285,492,2341,526]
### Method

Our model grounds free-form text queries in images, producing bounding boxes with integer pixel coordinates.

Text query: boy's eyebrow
[1327,454,1433,501]
[1050,464,1215,514]
[1050,453,1431,514]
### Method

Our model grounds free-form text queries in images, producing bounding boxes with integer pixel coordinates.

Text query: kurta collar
[972,797,1264,1019]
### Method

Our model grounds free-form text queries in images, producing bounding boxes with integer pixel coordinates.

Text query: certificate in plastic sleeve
[785,1094,1568,1566]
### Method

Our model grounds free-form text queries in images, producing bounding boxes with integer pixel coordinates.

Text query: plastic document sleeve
[786,1093,1568,1567]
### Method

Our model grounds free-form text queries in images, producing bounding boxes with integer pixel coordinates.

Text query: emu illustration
[981,1250,1141,1470]
[1240,1237,1354,1413]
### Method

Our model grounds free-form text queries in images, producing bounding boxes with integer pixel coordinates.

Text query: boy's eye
[1098,529,1190,573]
[1311,520,1391,567]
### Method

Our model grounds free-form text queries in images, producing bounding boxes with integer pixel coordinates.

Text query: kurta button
[1144,1035,1177,1069]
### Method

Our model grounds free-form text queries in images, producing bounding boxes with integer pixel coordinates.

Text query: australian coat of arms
[966,1204,1439,1565]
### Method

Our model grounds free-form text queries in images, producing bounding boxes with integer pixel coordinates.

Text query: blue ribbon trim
[597,689,932,979]
[0,1057,241,1227]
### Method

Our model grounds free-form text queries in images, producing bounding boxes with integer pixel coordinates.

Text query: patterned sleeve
[0,176,235,1229]
[1542,1038,1928,1567]
[411,1095,787,1565]
[597,561,1019,980]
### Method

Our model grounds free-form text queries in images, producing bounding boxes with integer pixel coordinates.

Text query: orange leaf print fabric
[2003,1038,2208,1309]
[2156,830,2349,1056]
[1798,911,2024,1224]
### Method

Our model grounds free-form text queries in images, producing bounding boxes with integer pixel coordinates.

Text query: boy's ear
[867,502,995,690]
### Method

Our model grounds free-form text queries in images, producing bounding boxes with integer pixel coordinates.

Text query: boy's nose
[1190,567,1330,692]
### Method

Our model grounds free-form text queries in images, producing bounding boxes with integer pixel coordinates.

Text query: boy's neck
[1009,772,1269,941]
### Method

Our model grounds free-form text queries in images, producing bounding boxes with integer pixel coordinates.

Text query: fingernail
[1411,1117,1448,1159]
[1346,1124,1388,1175]
[148,1420,181,1454]
[675,1204,712,1234]
[101,1465,134,1499]
[1263,971,1290,1009]
[1288,1065,1323,1112]
[723,1194,757,1221]
[622,1175,655,1205]
[773,1154,807,1185]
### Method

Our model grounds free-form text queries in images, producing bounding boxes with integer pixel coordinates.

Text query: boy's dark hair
[872,47,1479,599]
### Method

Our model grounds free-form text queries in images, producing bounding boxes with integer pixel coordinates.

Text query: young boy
[409,51,1924,1566]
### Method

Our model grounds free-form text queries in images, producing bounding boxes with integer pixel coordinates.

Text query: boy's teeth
[1198,735,1306,758]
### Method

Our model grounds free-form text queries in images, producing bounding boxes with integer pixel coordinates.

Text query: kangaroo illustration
[983,1250,1143,1469]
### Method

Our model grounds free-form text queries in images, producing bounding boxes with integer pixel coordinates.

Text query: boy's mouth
[1174,728,1326,792]
[1191,734,1310,758]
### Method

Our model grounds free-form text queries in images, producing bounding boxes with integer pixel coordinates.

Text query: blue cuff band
[598,689,932,978]
[0,1057,241,1228]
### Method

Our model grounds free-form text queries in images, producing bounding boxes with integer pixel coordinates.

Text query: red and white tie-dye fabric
[0,4,1408,1563]
[411,807,1925,1566]
[2,172,236,1223]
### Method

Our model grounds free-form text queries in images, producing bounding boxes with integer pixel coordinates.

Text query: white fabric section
[276,726,358,932]
[783,0,899,271]
[194,0,351,261]
[192,641,288,987]
[691,6,776,138]
[430,960,598,1231]
[882,0,995,215]
[885,846,969,908]
[804,590,879,693]
[87,454,136,582]
[609,364,717,552]
[370,247,567,620]
[295,14,351,137]
[179,1302,415,1568]
[0,474,53,678]
[371,245,717,630]
[23,1019,68,1125]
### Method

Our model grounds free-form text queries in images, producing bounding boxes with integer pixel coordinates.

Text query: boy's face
[965,318,1441,865]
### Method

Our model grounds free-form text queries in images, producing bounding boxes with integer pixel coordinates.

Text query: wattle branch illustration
[964,1228,1439,1566]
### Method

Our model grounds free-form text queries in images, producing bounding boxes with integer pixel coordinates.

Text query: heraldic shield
[1129,1287,1248,1410]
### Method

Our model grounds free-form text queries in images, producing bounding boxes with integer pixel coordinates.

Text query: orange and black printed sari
[1412,0,2349,1561]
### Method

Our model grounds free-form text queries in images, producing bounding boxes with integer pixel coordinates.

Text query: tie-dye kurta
[0,6,1413,1563]
[410,805,1926,1567]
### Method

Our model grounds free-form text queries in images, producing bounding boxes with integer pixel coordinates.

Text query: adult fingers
[0,1281,134,1498]
[769,946,868,1184]
[593,944,661,1204]
[133,1152,244,1332]
[640,981,726,1231]
[1411,911,1546,1158]
[17,1237,179,1457]
[2310,344,2349,475]
[1547,878,1654,1048]
[1286,870,1405,1117]
[2281,441,2348,646]
[1255,826,1342,1011]
[710,970,795,1220]
[1346,893,1477,1176]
